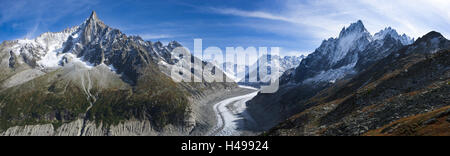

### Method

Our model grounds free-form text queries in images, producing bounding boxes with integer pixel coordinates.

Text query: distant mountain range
[220,55,306,85]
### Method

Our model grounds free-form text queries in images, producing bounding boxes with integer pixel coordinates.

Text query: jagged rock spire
[85,10,103,26]
[89,11,99,21]
[82,10,108,45]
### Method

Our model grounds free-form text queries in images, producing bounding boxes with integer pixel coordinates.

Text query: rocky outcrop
[1,119,191,136]
[1,124,55,136]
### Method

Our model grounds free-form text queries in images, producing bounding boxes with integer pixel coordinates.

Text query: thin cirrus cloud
[206,0,450,40]
[210,7,296,24]
[139,34,174,40]
[205,6,338,40]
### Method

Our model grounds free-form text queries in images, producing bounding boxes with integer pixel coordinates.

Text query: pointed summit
[349,20,365,29]
[84,10,103,26]
[339,20,368,38]
[89,11,99,21]
[81,10,109,45]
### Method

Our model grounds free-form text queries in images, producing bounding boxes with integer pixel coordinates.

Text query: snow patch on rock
[304,62,357,83]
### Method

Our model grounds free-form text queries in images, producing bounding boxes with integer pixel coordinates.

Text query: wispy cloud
[209,7,297,23]
[25,21,40,39]
[139,34,174,40]
[205,0,450,39]
[206,7,340,39]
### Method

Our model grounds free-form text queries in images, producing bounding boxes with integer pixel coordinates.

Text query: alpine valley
[0,11,448,136]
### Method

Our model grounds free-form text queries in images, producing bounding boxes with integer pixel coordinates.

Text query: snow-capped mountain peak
[5,12,110,69]
[293,20,415,84]
[373,27,413,45]
[5,11,184,80]
[324,20,372,65]
[8,26,79,68]
[339,20,368,38]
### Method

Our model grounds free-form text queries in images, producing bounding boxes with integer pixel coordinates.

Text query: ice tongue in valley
[181,140,215,154]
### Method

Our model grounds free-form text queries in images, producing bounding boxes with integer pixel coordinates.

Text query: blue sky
[1,0,449,57]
